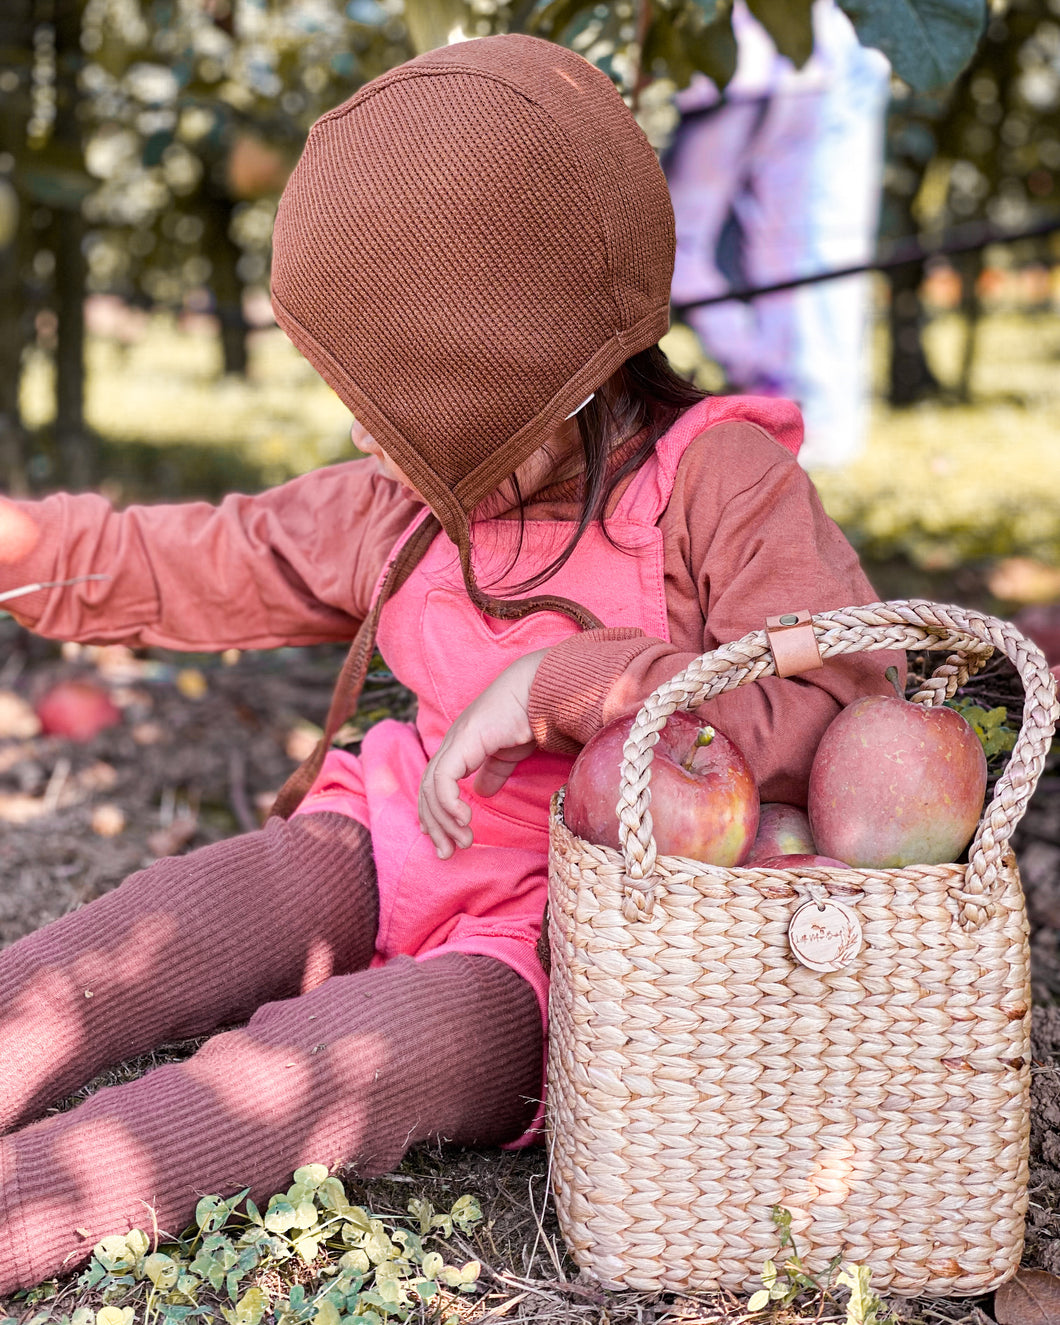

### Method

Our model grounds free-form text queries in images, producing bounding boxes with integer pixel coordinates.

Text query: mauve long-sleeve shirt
[0,419,896,802]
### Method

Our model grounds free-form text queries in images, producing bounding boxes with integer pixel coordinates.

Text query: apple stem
[681,725,715,771]
[884,666,904,701]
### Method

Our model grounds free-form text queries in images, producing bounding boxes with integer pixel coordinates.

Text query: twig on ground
[228,748,258,834]
[0,574,111,604]
[42,756,71,814]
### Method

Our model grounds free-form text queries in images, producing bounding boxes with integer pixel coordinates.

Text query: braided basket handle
[616,600,1059,926]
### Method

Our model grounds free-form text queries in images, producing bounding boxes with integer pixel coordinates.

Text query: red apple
[745,802,816,865]
[808,674,987,869]
[755,854,850,869]
[35,679,122,742]
[564,711,759,866]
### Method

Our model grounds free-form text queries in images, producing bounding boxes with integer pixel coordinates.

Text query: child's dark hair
[501,343,707,594]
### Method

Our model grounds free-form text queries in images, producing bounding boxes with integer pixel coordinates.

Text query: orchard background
[2,1,1060,1323]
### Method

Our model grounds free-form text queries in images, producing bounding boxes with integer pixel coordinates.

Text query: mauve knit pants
[0,812,543,1294]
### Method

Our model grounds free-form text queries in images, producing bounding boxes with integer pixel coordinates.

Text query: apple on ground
[35,679,122,742]
[564,710,759,867]
[745,802,816,864]
[808,668,987,869]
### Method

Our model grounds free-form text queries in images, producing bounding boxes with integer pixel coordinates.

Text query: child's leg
[0,812,378,1134]
[0,952,542,1294]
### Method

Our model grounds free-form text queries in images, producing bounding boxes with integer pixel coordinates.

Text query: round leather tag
[788,898,863,972]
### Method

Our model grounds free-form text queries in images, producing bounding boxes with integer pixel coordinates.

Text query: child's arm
[525,423,903,806]
[0,461,420,651]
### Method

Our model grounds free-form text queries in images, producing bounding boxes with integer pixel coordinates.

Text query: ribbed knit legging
[0,812,543,1294]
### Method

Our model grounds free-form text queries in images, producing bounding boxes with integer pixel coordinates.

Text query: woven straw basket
[546,600,1059,1298]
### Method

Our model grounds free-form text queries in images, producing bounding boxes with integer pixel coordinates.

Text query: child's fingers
[419,746,475,857]
[472,741,537,798]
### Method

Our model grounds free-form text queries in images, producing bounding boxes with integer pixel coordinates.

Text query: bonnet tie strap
[269,514,441,820]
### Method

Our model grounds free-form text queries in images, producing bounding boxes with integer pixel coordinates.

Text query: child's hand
[418,648,549,859]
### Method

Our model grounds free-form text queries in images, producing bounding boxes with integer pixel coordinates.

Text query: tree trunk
[51,0,94,488]
[0,0,35,491]
[202,192,249,377]
[955,249,982,404]
[887,257,941,406]
[0,195,28,492]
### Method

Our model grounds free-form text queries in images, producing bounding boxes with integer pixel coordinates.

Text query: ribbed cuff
[528,626,651,755]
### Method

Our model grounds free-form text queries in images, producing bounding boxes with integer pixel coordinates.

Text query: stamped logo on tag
[788,898,863,972]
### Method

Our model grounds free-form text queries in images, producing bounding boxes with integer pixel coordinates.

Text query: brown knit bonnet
[269,33,675,814]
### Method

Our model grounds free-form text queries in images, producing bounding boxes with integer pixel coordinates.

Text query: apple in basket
[745,802,816,865]
[808,668,987,869]
[563,710,759,866]
[755,854,850,869]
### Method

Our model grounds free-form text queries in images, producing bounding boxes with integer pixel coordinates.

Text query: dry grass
[7,303,1057,1322]
[0,1046,998,1325]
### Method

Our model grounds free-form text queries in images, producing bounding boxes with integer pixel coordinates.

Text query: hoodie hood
[270,33,674,551]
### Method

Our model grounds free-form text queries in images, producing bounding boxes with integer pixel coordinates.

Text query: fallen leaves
[0,689,41,739]
[995,1268,1060,1323]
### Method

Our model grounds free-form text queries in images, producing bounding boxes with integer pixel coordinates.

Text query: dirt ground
[1,598,1059,1322]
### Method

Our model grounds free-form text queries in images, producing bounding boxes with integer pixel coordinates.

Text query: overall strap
[270,511,441,818]
[611,394,805,524]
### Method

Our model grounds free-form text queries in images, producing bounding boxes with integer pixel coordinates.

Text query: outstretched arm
[0,460,420,651]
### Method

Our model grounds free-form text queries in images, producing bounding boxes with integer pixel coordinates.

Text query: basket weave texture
[545,600,1059,1297]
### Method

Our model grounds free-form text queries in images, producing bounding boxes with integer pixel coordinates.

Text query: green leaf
[837,0,985,92]
[748,1290,771,1312]
[143,1253,179,1289]
[449,1195,482,1231]
[644,4,738,90]
[263,1199,299,1233]
[525,0,598,42]
[293,1164,329,1187]
[415,1280,439,1301]
[340,1249,371,1274]
[196,1195,228,1232]
[317,1177,349,1211]
[686,0,725,19]
[747,0,814,65]
[91,1236,139,1273]
[293,1232,320,1263]
[343,1205,374,1236]
[124,1230,150,1260]
[837,1262,882,1325]
[95,1310,133,1325]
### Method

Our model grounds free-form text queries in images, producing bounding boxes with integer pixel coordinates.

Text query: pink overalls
[293,398,801,1132]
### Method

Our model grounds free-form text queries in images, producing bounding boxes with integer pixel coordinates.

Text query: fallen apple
[564,710,759,866]
[745,802,816,865]
[35,679,122,742]
[755,854,850,869]
[808,668,987,869]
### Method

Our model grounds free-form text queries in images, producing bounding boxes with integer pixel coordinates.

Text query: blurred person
[665,0,891,468]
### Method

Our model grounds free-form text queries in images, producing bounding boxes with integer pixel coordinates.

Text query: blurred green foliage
[0,0,1008,490]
